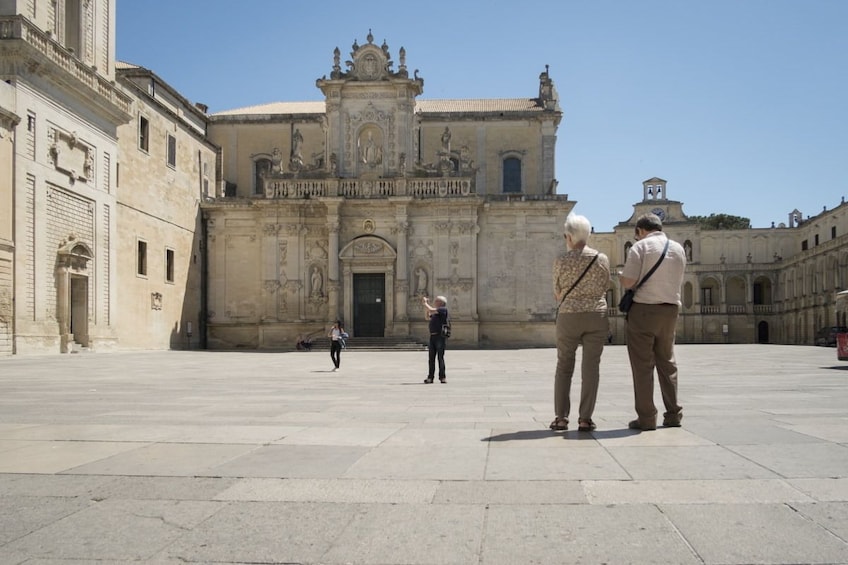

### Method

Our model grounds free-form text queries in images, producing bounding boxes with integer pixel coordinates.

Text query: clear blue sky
[116,0,847,232]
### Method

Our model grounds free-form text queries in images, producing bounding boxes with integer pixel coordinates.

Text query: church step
[303,336,427,351]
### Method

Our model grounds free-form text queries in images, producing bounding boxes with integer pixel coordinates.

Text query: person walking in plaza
[620,213,687,430]
[550,214,611,432]
[422,295,449,383]
[328,320,345,371]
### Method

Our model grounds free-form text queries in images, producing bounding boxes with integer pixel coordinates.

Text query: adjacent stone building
[594,178,848,345]
[114,62,217,350]
[1,0,132,353]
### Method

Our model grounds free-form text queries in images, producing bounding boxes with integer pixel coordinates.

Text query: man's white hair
[435,295,448,305]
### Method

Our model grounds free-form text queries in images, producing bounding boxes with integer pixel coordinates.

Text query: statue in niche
[291,129,303,161]
[415,267,428,295]
[310,266,323,297]
[684,241,693,261]
[359,130,382,165]
[440,127,452,154]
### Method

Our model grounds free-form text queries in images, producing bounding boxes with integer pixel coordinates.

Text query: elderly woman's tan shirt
[553,248,611,314]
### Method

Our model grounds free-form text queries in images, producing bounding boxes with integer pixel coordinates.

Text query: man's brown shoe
[628,419,656,431]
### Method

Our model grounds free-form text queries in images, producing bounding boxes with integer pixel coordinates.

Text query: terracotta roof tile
[211,98,544,117]
[416,99,543,113]
[212,101,326,116]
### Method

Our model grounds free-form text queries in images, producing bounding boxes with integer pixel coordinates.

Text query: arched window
[254,158,272,195]
[503,157,521,193]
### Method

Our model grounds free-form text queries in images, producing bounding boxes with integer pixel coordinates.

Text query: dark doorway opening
[353,273,385,337]
[757,321,769,344]
[70,275,89,347]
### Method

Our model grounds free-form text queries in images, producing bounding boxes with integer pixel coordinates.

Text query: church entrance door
[353,274,385,337]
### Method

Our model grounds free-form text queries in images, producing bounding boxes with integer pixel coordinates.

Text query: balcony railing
[0,16,132,118]
[753,304,774,314]
[700,305,720,314]
[264,177,475,199]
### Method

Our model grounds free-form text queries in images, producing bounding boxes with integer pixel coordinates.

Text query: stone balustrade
[0,15,132,117]
[264,176,475,199]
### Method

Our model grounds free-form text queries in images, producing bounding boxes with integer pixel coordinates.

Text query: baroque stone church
[201,31,570,348]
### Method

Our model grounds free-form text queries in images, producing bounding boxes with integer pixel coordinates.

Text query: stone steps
[307,336,427,351]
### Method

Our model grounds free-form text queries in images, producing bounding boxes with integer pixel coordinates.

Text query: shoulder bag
[440,310,452,338]
[618,238,670,314]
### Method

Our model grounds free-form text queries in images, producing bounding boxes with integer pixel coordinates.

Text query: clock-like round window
[651,207,666,221]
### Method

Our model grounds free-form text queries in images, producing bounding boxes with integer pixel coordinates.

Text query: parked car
[815,326,848,347]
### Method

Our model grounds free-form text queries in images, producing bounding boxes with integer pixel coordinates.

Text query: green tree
[688,213,751,230]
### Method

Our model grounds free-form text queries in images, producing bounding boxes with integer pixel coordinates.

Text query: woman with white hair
[550,214,611,431]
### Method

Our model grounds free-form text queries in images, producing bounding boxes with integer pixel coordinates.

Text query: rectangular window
[137,240,147,276]
[833,226,837,239]
[165,248,175,283]
[801,240,808,251]
[167,134,177,168]
[503,157,522,193]
[26,111,36,160]
[814,234,820,246]
[702,288,712,306]
[138,116,149,152]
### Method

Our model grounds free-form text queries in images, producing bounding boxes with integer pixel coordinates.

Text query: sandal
[549,417,568,431]
[578,420,596,432]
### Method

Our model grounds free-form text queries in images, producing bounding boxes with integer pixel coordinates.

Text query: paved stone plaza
[0,344,847,564]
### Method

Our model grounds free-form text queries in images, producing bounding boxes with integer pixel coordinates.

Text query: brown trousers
[554,311,607,422]
[625,303,683,426]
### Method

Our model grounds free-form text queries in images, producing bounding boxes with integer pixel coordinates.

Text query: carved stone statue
[360,131,382,165]
[311,266,323,297]
[415,267,427,295]
[271,147,282,172]
[291,129,303,161]
[440,127,451,154]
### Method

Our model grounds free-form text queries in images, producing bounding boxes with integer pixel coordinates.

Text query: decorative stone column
[324,198,343,319]
[391,198,411,322]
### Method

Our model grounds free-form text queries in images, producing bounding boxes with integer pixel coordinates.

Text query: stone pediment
[339,236,397,259]
[326,30,412,82]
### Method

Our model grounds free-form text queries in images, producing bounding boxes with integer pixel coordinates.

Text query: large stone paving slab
[660,503,848,564]
[480,504,701,565]
[3,499,222,561]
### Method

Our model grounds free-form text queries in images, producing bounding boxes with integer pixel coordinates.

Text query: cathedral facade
[201,32,569,348]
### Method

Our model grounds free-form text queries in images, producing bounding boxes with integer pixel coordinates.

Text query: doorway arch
[56,238,93,352]
[339,235,397,337]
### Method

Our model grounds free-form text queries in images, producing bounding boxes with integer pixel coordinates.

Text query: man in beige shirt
[620,213,687,431]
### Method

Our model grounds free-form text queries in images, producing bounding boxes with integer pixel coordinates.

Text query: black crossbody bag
[618,238,669,314]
